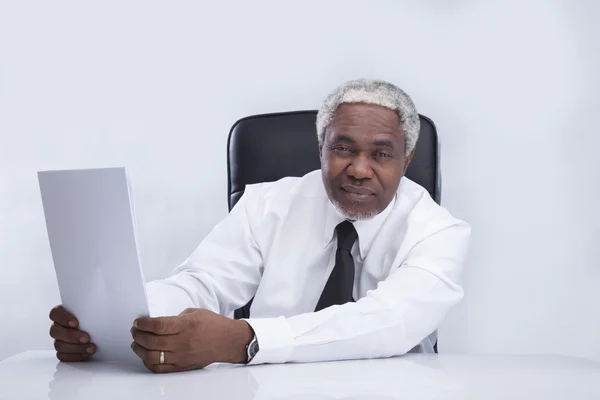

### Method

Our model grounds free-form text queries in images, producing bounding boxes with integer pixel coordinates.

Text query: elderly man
[48,79,470,373]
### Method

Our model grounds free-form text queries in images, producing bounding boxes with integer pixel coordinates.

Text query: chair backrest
[227,110,441,211]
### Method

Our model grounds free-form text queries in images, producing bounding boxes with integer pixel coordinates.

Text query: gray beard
[330,199,378,221]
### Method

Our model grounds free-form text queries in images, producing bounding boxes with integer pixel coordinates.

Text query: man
[48,78,470,373]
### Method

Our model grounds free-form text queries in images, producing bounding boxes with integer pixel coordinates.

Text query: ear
[402,150,415,175]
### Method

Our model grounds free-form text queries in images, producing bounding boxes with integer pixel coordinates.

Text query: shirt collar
[323,195,396,260]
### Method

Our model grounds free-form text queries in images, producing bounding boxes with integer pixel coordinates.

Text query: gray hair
[316,79,420,156]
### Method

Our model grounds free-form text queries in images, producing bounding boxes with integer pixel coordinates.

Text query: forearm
[146,260,260,318]
[246,268,463,364]
[145,187,264,318]
[146,276,213,317]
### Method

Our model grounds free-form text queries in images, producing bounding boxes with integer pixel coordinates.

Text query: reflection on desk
[0,351,599,399]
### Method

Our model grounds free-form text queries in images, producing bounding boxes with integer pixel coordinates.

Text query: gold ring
[159,351,165,364]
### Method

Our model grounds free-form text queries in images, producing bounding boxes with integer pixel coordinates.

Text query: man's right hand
[49,305,96,362]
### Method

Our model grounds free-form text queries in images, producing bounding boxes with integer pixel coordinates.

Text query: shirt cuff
[244,317,296,365]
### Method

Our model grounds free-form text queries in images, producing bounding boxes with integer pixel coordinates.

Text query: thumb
[134,315,186,335]
[179,307,199,316]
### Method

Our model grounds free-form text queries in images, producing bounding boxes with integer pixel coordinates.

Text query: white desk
[1,351,599,399]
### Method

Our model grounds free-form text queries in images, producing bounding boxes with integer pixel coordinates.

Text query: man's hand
[130,308,254,373]
[49,305,97,362]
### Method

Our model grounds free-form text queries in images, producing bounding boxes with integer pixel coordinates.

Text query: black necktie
[315,221,358,311]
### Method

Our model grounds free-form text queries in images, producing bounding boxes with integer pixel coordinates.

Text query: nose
[346,153,373,180]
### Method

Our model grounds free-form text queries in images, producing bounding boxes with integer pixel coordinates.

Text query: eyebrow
[330,134,356,144]
[373,139,395,149]
[330,134,397,150]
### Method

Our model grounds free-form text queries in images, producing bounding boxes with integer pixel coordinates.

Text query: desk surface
[1,351,599,399]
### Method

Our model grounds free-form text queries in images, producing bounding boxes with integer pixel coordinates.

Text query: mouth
[340,186,375,202]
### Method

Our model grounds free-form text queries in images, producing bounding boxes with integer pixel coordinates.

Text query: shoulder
[390,178,471,281]
[396,177,471,241]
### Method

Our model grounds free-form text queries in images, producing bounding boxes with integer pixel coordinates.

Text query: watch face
[248,338,259,360]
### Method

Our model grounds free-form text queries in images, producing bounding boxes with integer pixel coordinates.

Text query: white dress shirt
[146,170,471,365]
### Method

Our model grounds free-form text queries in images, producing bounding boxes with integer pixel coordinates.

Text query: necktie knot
[335,221,358,251]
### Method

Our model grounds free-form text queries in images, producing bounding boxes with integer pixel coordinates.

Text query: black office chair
[227,110,441,349]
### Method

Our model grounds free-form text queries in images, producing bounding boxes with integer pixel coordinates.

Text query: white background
[1,0,599,362]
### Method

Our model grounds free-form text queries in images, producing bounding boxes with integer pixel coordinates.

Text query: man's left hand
[130,308,254,373]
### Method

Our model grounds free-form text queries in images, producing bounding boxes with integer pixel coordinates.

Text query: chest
[250,218,405,317]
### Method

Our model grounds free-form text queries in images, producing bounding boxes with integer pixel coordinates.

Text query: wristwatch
[246,335,259,363]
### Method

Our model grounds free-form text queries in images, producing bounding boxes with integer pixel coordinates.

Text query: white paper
[38,167,150,364]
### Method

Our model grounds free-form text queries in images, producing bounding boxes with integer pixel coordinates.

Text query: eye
[332,145,352,152]
[376,152,392,158]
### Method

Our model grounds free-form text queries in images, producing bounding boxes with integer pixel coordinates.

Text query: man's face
[320,103,414,220]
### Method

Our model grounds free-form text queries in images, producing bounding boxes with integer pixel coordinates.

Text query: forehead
[328,103,403,142]
[331,104,400,132]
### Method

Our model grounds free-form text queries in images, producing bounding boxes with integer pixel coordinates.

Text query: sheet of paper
[38,167,150,364]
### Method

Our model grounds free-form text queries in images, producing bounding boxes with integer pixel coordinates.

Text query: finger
[49,305,79,329]
[131,342,173,365]
[143,361,178,374]
[179,308,197,315]
[56,352,90,362]
[130,327,174,351]
[50,323,90,344]
[144,361,206,373]
[54,340,96,355]
[134,316,186,335]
